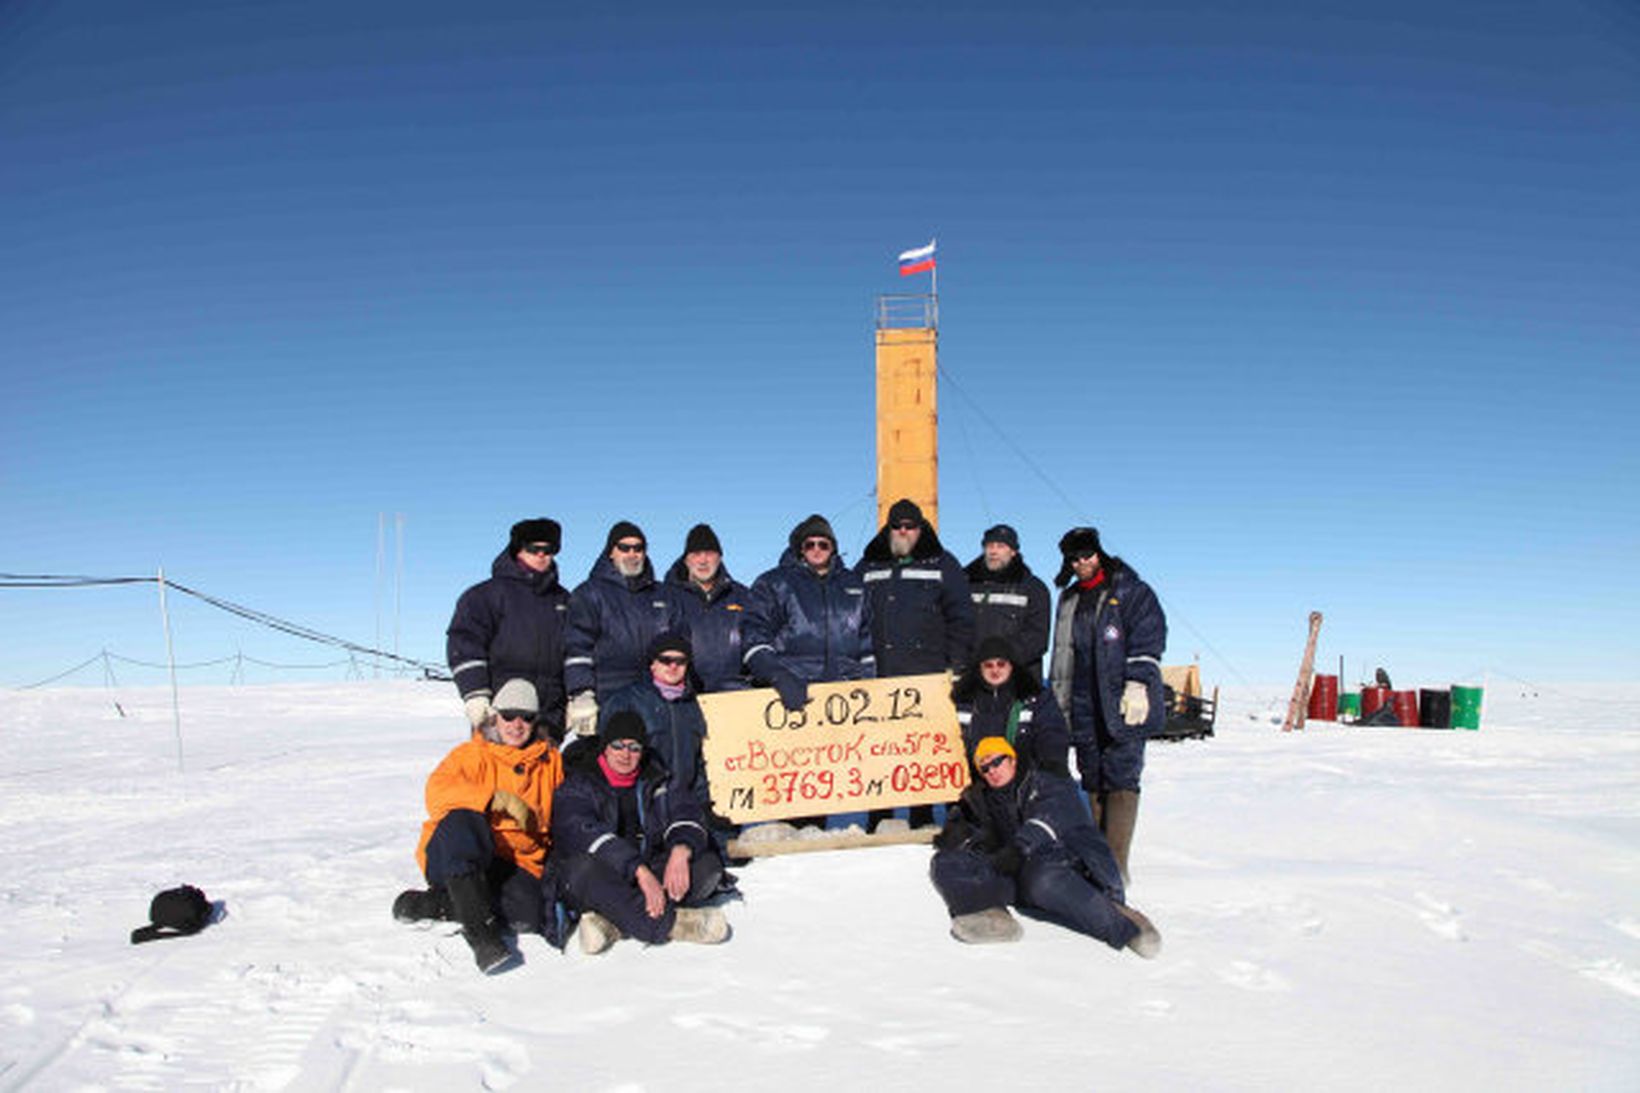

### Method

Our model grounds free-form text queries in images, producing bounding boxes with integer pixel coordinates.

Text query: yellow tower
[874,294,939,530]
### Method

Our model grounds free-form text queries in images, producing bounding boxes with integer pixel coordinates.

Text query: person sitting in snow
[392,678,564,974]
[550,710,729,953]
[928,735,1161,956]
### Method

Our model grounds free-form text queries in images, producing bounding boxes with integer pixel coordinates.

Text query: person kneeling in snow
[551,710,729,953]
[394,678,565,974]
[929,736,1161,956]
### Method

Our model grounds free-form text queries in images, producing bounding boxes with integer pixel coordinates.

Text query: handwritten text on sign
[698,673,969,823]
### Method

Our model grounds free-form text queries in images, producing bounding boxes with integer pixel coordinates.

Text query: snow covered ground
[0,680,1634,1090]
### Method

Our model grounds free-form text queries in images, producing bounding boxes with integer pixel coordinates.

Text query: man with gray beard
[564,521,689,737]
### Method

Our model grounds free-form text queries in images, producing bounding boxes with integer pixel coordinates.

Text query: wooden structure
[874,294,939,529]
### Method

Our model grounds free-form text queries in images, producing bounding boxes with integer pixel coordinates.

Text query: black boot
[445,872,515,975]
[392,887,449,924]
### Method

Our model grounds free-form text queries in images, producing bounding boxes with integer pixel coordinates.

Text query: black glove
[933,818,974,851]
[987,845,1023,877]
[773,670,809,712]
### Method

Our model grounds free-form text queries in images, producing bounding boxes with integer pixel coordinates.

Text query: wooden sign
[698,673,969,824]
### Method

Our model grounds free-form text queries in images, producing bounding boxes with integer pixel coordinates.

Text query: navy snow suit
[951,656,1070,779]
[550,738,722,944]
[964,553,1052,674]
[663,557,751,692]
[565,557,689,702]
[741,548,876,685]
[598,676,713,811]
[1048,558,1167,795]
[446,550,571,738]
[858,524,975,678]
[930,764,1137,950]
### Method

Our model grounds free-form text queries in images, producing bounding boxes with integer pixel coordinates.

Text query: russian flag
[898,239,937,277]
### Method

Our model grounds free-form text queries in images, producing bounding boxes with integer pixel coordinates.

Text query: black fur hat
[1054,526,1104,587]
[509,518,561,554]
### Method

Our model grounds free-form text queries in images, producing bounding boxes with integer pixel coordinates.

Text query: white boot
[950,907,1023,944]
[1117,903,1162,959]
[669,906,730,944]
[578,911,622,955]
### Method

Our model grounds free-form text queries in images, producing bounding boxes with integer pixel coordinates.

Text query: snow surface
[0,681,1635,1090]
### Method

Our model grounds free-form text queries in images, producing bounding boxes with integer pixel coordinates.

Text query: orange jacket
[415,733,564,879]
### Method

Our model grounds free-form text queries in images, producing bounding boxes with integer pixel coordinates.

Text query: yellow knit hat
[972,736,1017,767]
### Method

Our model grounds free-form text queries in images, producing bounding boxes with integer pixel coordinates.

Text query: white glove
[566,691,599,738]
[463,695,493,730]
[1120,680,1150,726]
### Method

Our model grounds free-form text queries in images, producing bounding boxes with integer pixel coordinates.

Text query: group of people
[398,502,1169,971]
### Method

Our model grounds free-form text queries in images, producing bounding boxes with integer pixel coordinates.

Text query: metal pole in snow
[156,567,184,772]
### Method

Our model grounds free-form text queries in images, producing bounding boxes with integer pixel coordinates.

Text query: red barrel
[1391,690,1419,727]
[1307,674,1338,721]
[1361,686,1391,717]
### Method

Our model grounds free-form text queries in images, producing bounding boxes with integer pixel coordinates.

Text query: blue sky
[3,0,1636,691]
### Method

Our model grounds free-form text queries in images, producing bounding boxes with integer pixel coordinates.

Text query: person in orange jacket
[393,678,565,974]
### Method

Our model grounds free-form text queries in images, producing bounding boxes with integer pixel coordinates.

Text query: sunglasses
[613,541,646,553]
[521,543,556,556]
[496,709,537,725]
[606,739,644,753]
[1070,550,1098,562]
[655,654,690,667]
[802,538,833,550]
[890,521,919,531]
[978,754,1011,774]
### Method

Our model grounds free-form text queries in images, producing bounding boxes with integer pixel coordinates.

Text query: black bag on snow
[130,885,212,944]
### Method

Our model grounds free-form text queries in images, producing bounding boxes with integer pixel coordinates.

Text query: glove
[490,789,535,830]
[463,695,493,730]
[987,845,1023,877]
[772,670,809,713]
[566,691,599,738]
[1120,680,1150,726]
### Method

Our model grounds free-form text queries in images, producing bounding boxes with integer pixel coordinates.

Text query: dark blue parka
[664,557,751,692]
[565,557,690,701]
[1049,558,1167,780]
[742,548,876,684]
[936,764,1125,901]
[446,550,571,735]
[550,739,712,880]
[951,657,1071,778]
[858,523,975,677]
[964,554,1052,673]
[599,677,711,809]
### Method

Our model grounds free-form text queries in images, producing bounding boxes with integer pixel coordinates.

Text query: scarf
[598,753,640,788]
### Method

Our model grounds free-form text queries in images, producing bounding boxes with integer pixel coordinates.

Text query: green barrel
[1450,685,1484,730]
[1338,692,1361,721]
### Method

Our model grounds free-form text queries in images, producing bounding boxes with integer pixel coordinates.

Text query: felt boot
[950,907,1023,944]
[1117,902,1162,959]
[392,887,449,924]
[669,906,729,944]
[577,911,623,955]
[1102,789,1139,885]
[445,872,515,974]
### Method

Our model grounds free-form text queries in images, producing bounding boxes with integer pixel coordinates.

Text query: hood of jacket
[964,552,1033,585]
[664,556,740,602]
[561,732,670,783]
[776,544,852,577]
[490,548,563,593]
[861,520,949,564]
[1053,552,1134,590]
[585,553,656,590]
